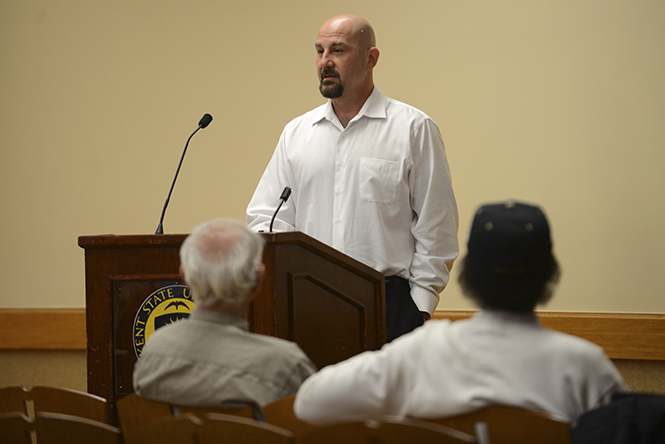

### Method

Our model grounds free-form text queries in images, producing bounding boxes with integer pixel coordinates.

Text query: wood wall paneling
[0,309,86,349]
[1,309,664,361]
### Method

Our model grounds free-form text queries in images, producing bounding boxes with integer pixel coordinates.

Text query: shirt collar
[189,308,249,331]
[313,86,387,126]
[477,309,540,325]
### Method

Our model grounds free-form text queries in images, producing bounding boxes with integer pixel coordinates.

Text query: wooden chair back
[124,412,294,444]
[0,412,33,444]
[122,413,200,444]
[180,401,261,420]
[202,413,295,444]
[33,412,122,444]
[0,385,111,424]
[427,405,571,444]
[116,394,174,431]
[0,386,29,416]
[264,394,319,435]
[297,416,476,444]
[0,411,122,444]
[30,385,111,423]
[117,394,262,440]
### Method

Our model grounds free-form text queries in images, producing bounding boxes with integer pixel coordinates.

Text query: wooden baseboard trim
[0,309,86,350]
[433,311,665,361]
[1,309,663,361]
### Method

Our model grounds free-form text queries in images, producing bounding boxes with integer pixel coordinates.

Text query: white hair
[179,219,265,309]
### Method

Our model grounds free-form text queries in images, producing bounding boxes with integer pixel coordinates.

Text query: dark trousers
[385,276,424,342]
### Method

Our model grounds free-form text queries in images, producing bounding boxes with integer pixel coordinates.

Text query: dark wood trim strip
[1,309,664,361]
[433,311,665,361]
[0,309,86,350]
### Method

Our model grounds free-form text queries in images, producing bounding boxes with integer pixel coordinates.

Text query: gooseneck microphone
[198,113,212,129]
[269,187,292,232]
[155,113,213,234]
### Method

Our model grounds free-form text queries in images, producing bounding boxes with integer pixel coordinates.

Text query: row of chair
[0,385,572,443]
[122,412,477,444]
[0,385,111,424]
[0,411,122,444]
[116,394,478,443]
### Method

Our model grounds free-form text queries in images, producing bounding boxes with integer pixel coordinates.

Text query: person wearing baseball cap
[294,200,628,424]
[460,200,558,313]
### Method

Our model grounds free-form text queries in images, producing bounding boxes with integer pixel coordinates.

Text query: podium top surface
[78,232,384,280]
[78,234,188,249]
[77,232,321,248]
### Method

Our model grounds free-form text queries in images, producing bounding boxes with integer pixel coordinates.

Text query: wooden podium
[78,231,385,423]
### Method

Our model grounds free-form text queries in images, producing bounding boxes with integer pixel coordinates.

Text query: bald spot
[320,14,376,51]
[195,222,243,262]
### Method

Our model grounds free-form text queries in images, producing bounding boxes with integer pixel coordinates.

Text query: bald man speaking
[247,15,458,342]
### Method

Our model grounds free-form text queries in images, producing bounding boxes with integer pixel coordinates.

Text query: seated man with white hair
[133,218,316,407]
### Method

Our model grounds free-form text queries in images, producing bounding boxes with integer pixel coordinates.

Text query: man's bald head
[319,14,376,51]
[315,15,379,105]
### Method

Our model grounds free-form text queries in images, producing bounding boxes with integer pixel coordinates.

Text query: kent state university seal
[133,285,194,358]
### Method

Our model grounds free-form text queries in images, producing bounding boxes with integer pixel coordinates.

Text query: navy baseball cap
[466,200,553,274]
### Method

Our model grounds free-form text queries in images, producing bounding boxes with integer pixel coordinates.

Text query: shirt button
[335,218,342,223]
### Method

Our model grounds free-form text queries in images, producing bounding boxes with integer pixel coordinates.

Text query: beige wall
[0,351,88,392]
[1,1,664,315]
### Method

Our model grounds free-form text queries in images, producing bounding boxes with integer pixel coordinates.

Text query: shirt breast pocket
[359,157,400,204]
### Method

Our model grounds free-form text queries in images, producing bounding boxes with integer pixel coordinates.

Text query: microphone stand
[269,187,292,232]
[155,114,212,234]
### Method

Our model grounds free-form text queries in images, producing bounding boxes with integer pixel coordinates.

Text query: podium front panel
[112,276,183,396]
[256,232,386,369]
[79,234,186,425]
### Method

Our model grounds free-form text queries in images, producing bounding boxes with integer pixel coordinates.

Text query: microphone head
[280,187,292,201]
[198,113,213,129]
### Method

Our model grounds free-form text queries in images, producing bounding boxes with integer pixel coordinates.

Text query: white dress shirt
[246,87,458,315]
[293,310,628,424]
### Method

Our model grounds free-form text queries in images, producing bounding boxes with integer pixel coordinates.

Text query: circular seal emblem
[133,285,195,358]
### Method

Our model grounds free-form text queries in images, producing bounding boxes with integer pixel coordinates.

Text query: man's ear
[367,47,380,70]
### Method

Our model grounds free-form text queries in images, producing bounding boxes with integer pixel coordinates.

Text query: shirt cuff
[410,285,439,317]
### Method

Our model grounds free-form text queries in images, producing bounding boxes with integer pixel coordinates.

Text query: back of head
[179,219,265,310]
[458,200,560,312]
